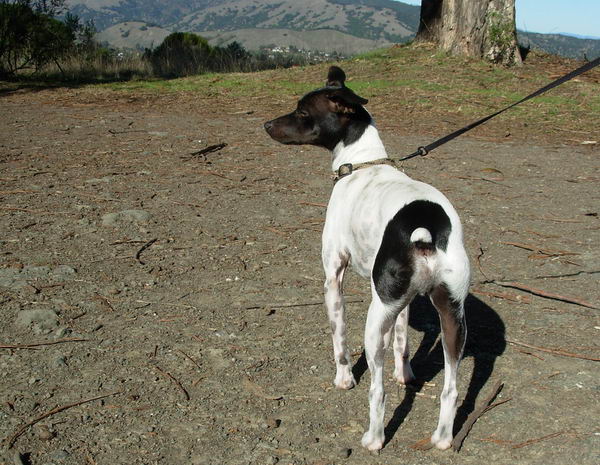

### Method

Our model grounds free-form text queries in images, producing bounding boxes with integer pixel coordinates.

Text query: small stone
[51,449,70,461]
[339,447,352,459]
[36,424,55,441]
[101,210,151,227]
[52,265,76,278]
[16,309,59,333]
[265,417,280,429]
[54,327,71,338]
[52,356,67,368]
[106,287,120,295]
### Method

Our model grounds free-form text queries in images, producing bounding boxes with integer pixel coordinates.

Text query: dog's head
[264,66,371,151]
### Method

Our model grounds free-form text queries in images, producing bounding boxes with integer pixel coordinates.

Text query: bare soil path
[1,83,598,465]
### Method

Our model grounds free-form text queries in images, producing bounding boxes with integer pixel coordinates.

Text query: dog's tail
[410,227,433,252]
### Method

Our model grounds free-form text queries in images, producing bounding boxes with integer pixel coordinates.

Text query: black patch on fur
[372,200,452,304]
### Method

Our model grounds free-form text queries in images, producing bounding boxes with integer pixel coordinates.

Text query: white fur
[321,122,470,451]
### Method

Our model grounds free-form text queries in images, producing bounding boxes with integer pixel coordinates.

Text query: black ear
[328,87,368,107]
[326,66,346,88]
[327,87,369,114]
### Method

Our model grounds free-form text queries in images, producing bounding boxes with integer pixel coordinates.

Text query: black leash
[400,56,600,161]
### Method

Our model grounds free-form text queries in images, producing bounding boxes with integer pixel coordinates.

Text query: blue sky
[397,1,600,38]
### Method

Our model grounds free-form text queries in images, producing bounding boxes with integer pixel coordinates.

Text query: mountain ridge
[66,0,600,59]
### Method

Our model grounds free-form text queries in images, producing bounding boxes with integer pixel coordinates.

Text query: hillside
[96,21,170,50]
[518,31,600,60]
[202,28,392,56]
[67,0,418,42]
[67,0,600,59]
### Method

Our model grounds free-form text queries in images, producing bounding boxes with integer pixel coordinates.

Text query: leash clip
[417,146,429,157]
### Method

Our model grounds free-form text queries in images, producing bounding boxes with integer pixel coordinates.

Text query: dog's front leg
[323,252,356,390]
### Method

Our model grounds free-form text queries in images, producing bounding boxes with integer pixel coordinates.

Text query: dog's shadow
[351,293,506,446]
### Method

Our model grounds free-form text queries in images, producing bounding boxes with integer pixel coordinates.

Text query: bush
[146,32,214,77]
[0,2,76,76]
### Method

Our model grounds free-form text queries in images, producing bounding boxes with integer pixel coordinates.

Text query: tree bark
[416,0,522,66]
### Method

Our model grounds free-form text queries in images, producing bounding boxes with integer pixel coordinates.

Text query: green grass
[4,43,597,143]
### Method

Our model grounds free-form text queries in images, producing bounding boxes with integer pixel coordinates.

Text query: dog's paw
[361,431,384,451]
[431,430,453,450]
[393,365,416,385]
[334,371,357,390]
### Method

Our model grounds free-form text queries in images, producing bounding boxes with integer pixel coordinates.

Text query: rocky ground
[0,79,599,465]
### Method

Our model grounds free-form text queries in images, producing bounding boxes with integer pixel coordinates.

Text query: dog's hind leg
[323,252,356,390]
[361,287,411,451]
[429,283,467,450]
[392,305,416,385]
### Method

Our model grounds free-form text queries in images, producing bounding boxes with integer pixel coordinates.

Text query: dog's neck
[331,123,388,171]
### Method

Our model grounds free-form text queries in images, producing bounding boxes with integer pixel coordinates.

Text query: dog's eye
[296,110,309,118]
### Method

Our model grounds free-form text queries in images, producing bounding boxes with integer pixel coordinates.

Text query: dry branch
[0,338,88,350]
[471,287,531,303]
[245,298,364,310]
[136,238,158,265]
[511,431,565,449]
[6,391,121,448]
[177,350,202,371]
[500,241,579,257]
[154,365,190,400]
[189,143,227,158]
[507,339,600,362]
[451,380,506,452]
[490,281,598,309]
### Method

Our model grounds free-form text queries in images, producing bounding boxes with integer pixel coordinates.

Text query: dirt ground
[0,82,599,465]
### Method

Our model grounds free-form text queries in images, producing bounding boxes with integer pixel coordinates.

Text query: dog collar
[332,158,397,183]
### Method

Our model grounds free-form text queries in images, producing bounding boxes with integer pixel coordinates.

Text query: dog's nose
[264,121,273,132]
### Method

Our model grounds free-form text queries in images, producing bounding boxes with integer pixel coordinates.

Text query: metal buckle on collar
[333,163,354,183]
[338,163,353,178]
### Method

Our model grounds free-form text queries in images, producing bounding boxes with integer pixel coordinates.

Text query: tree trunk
[416,0,522,66]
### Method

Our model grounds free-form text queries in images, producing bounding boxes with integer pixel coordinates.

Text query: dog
[264,66,470,451]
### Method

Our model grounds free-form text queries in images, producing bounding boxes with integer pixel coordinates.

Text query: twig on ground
[0,338,88,350]
[245,298,364,310]
[193,169,233,181]
[475,245,490,281]
[243,376,283,401]
[299,201,327,208]
[451,380,506,452]
[135,300,197,310]
[187,143,227,159]
[511,431,565,449]
[507,339,600,362]
[515,349,545,360]
[154,365,190,401]
[6,391,121,448]
[500,241,579,257]
[471,288,531,304]
[534,270,600,280]
[94,293,115,312]
[177,350,202,371]
[135,238,158,265]
[489,281,598,309]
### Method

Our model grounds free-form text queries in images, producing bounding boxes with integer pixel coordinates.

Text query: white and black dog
[264,66,470,451]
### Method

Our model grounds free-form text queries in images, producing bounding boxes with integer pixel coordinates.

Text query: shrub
[0,2,76,76]
[146,32,214,77]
